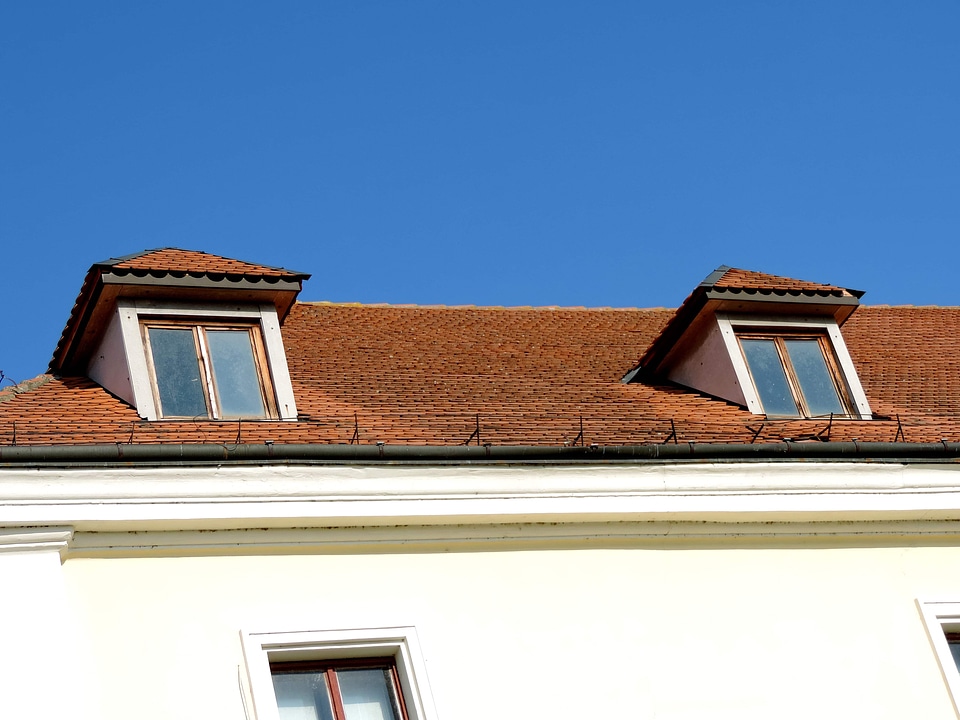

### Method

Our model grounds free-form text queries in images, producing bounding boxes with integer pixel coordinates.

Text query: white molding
[918,599,960,718]
[241,625,440,720]
[0,463,960,535]
[63,519,960,557]
[117,299,297,421]
[0,526,73,558]
[716,313,872,419]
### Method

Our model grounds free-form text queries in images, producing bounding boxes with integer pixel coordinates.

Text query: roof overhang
[51,266,308,374]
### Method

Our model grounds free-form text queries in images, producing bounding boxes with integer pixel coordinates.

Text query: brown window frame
[270,656,410,720]
[141,319,278,420]
[736,329,856,418]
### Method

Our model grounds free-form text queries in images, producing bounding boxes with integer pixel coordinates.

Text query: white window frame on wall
[918,599,960,718]
[716,313,872,419]
[240,625,440,720]
[117,299,298,421]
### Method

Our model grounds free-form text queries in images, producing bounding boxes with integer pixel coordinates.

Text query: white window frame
[117,299,298,421]
[918,599,960,718]
[240,625,440,720]
[716,313,872,419]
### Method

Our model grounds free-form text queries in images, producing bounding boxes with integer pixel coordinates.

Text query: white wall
[62,539,960,720]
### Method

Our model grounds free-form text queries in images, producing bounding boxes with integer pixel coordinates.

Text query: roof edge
[2,441,960,468]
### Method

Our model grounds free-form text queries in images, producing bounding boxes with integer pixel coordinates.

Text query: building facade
[2,249,960,720]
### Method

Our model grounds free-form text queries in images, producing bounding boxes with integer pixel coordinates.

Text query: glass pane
[784,339,845,417]
[740,338,799,417]
[206,329,267,417]
[272,672,336,720]
[949,641,960,672]
[337,669,401,720]
[148,327,208,417]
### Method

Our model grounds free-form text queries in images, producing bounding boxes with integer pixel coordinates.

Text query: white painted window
[918,599,960,717]
[116,299,298,421]
[241,626,440,720]
[717,314,872,419]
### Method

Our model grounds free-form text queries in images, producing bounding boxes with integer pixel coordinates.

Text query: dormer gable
[50,248,310,421]
[630,266,872,419]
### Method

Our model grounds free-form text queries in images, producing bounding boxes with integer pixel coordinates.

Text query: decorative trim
[716,313,872,418]
[241,625,440,720]
[0,527,73,559]
[118,299,298,421]
[918,599,960,718]
[65,519,960,558]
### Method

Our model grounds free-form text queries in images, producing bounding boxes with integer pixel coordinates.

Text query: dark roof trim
[2,441,960,468]
[704,289,861,305]
[95,248,311,279]
[100,272,304,293]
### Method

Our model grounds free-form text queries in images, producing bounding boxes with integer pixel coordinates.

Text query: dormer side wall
[87,308,135,407]
[663,317,746,406]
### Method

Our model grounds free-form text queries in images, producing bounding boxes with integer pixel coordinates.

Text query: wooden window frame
[736,329,855,418]
[270,656,410,720]
[240,626,440,720]
[918,599,960,719]
[141,319,278,420]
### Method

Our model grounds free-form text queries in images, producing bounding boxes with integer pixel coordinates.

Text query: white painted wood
[0,463,959,533]
[258,304,298,420]
[115,299,298,420]
[918,599,960,719]
[242,626,440,720]
[717,313,873,418]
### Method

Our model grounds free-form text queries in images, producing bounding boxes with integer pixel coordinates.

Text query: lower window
[918,599,960,717]
[272,657,408,720]
[241,626,439,720]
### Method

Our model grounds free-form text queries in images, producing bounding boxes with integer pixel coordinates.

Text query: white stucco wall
[61,540,960,720]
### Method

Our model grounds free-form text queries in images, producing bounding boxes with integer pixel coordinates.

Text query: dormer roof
[50,248,310,374]
[636,266,863,379]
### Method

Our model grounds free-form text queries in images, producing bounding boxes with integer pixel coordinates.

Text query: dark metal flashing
[94,248,311,279]
[100,272,304,293]
[2,441,960,469]
[699,265,731,287]
[704,289,861,305]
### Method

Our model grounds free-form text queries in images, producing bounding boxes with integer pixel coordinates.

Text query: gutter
[2,441,960,468]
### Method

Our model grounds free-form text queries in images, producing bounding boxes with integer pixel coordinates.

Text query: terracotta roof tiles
[4,300,960,447]
[102,248,307,279]
[712,267,852,295]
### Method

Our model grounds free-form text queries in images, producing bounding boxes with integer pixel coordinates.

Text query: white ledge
[0,462,958,533]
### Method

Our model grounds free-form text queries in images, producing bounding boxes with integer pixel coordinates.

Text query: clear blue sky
[2,2,958,384]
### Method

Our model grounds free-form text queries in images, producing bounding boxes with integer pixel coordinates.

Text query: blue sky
[1,1,958,384]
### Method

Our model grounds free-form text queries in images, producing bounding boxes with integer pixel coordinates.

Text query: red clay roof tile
[102,248,308,279]
[3,300,960,447]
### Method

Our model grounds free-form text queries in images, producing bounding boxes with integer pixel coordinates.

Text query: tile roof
[100,248,309,279]
[710,266,856,296]
[2,301,960,448]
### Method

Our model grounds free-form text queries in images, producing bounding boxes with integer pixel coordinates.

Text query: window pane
[272,673,336,720]
[337,669,401,720]
[950,641,960,673]
[740,338,799,417]
[148,328,208,418]
[783,339,845,417]
[206,329,267,417]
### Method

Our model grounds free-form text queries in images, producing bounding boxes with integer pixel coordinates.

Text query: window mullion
[774,337,806,416]
[195,328,220,419]
[327,669,348,720]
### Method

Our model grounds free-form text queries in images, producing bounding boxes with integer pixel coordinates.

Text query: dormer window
[48,248,308,422]
[737,331,852,418]
[143,322,276,419]
[630,266,872,420]
[719,314,871,419]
